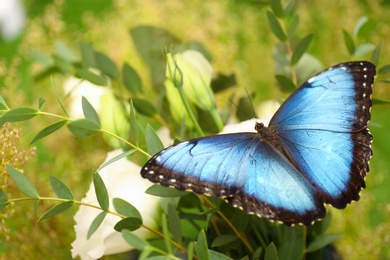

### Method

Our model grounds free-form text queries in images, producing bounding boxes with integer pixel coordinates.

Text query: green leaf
[30,120,68,144]
[113,198,142,220]
[278,225,304,260]
[53,55,74,73]
[95,51,119,79]
[266,11,287,41]
[209,250,233,260]
[87,211,107,239]
[123,63,142,94]
[80,42,97,68]
[0,190,9,210]
[1,107,38,122]
[195,230,210,260]
[6,165,39,198]
[291,34,314,65]
[130,25,180,87]
[129,100,138,145]
[371,42,381,65]
[211,235,238,248]
[0,95,9,109]
[354,43,376,57]
[210,73,237,93]
[49,176,74,200]
[287,15,299,40]
[145,184,188,197]
[67,119,101,137]
[82,96,101,126]
[378,64,390,74]
[264,242,279,260]
[51,77,69,118]
[132,98,157,117]
[93,172,109,211]
[342,29,355,56]
[270,0,284,18]
[75,68,107,86]
[145,124,164,155]
[306,233,343,253]
[38,201,74,221]
[161,214,172,254]
[275,75,296,92]
[97,149,135,172]
[122,229,149,250]
[168,203,182,243]
[55,40,78,62]
[355,17,376,40]
[114,217,142,232]
[38,98,46,109]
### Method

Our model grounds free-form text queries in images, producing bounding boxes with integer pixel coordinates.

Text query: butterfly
[141,61,376,226]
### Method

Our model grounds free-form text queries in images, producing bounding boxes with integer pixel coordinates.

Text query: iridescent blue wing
[270,61,375,208]
[141,133,325,225]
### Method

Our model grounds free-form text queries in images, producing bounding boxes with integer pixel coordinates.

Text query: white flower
[71,150,160,260]
[63,76,109,119]
[221,100,280,134]
[0,0,25,41]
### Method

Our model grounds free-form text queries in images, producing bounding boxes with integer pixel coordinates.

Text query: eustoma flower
[71,150,160,259]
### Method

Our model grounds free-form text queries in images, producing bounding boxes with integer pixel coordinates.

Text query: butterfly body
[141,61,376,225]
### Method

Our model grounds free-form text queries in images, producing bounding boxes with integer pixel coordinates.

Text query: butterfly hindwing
[141,133,325,225]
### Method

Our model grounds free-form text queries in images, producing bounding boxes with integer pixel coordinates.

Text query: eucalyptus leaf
[113,198,142,220]
[1,107,38,122]
[93,172,109,211]
[195,230,210,260]
[38,201,74,221]
[168,203,182,243]
[123,63,142,94]
[371,42,381,65]
[30,120,68,144]
[354,43,376,57]
[122,229,149,250]
[342,29,355,56]
[114,217,142,232]
[6,165,39,199]
[75,68,107,86]
[270,0,284,18]
[67,119,101,137]
[49,176,74,200]
[211,235,238,247]
[306,233,343,253]
[291,34,313,65]
[95,51,119,79]
[145,184,188,197]
[145,124,164,155]
[0,95,9,109]
[0,190,9,210]
[80,42,97,68]
[132,98,157,117]
[38,98,46,109]
[275,75,296,92]
[264,243,279,260]
[129,100,138,145]
[82,96,101,126]
[266,11,287,41]
[87,211,107,239]
[55,40,78,62]
[53,55,74,73]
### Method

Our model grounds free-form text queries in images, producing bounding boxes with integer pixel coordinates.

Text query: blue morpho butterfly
[141,61,376,225]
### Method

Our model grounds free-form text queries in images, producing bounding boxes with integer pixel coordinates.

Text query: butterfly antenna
[245,89,257,120]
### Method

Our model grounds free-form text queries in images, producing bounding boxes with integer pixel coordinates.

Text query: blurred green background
[1,0,389,259]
